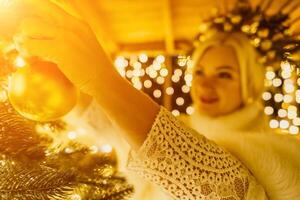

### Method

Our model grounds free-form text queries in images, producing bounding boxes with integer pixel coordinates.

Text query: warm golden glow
[269,119,279,129]
[14,56,26,68]
[0,0,12,7]
[67,131,77,140]
[100,144,113,153]
[139,53,148,63]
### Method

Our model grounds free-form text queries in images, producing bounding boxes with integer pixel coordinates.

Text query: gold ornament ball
[8,58,78,122]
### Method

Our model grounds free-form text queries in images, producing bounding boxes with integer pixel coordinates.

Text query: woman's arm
[86,62,160,150]
[16,0,159,150]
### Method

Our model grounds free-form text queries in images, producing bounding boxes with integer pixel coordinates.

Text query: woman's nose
[198,77,215,89]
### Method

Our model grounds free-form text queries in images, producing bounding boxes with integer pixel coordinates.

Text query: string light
[289,126,299,135]
[187,59,194,69]
[171,110,180,116]
[281,70,292,79]
[297,78,300,86]
[139,53,148,63]
[278,109,287,118]
[265,79,272,87]
[126,70,133,79]
[89,145,99,154]
[272,78,282,87]
[153,89,162,98]
[149,70,158,78]
[70,194,82,200]
[174,69,183,77]
[264,106,274,115]
[296,90,300,103]
[160,68,168,77]
[274,93,283,102]
[64,147,74,154]
[156,76,165,85]
[133,82,142,90]
[265,71,275,80]
[114,56,128,68]
[293,117,300,126]
[100,144,113,153]
[156,55,165,64]
[176,97,185,106]
[177,55,190,67]
[283,94,293,103]
[262,92,272,101]
[284,84,295,93]
[133,61,142,69]
[279,120,289,129]
[281,61,292,71]
[269,119,279,129]
[184,74,193,86]
[67,131,77,140]
[129,55,138,67]
[287,110,297,119]
[14,56,26,68]
[288,105,297,112]
[152,62,162,70]
[171,75,180,83]
[143,80,152,88]
[182,85,190,93]
[166,87,174,95]
[186,106,195,115]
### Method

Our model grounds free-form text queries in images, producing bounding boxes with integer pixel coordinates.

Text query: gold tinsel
[0,99,133,199]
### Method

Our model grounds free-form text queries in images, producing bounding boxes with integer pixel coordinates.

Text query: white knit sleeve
[127,107,268,200]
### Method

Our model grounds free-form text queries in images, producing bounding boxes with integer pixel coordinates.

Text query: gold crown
[194,0,300,66]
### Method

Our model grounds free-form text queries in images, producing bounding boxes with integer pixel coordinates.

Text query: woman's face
[191,45,243,117]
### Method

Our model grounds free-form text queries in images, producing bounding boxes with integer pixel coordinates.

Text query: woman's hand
[14,0,113,95]
[13,0,160,150]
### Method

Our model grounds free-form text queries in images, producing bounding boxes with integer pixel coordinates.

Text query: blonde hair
[192,31,265,104]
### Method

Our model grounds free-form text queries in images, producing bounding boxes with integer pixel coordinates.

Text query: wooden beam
[117,40,193,57]
[163,0,175,55]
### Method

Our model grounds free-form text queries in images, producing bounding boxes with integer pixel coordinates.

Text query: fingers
[23,0,68,23]
[14,17,58,57]
[14,34,59,62]
[18,18,57,39]
[50,0,82,19]
[13,17,62,60]
[0,0,63,39]
[23,0,85,31]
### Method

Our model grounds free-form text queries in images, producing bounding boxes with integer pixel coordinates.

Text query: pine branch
[45,142,117,178]
[0,102,50,161]
[0,95,132,200]
[73,181,134,200]
[44,144,134,200]
[0,159,76,200]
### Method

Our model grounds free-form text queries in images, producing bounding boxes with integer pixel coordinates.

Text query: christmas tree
[0,53,133,199]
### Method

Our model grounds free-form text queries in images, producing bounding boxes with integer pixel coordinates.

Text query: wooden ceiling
[55,0,300,55]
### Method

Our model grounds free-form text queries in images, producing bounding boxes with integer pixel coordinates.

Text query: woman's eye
[218,72,232,79]
[194,70,204,76]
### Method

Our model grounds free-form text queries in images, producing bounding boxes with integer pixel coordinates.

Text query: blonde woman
[181,32,300,200]
[15,1,300,199]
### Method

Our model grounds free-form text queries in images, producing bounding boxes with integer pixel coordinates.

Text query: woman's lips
[200,97,219,104]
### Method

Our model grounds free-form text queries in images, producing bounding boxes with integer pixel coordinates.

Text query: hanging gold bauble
[8,58,78,122]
